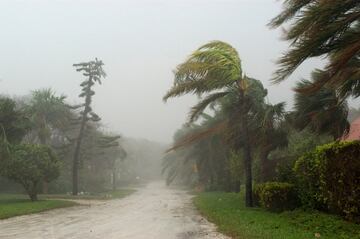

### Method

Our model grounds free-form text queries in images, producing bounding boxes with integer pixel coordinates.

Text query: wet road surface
[0,181,230,239]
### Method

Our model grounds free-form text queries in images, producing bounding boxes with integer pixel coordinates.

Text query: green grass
[0,194,76,220]
[0,189,135,220]
[42,189,136,200]
[194,192,360,239]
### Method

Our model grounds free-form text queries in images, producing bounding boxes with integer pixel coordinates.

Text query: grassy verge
[42,189,136,200]
[0,194,76,220]
[194,192,360,239]
[0,189,135,220]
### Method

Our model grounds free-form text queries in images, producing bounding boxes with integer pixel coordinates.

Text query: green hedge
[294,140,360,222]
[253,182,298,212]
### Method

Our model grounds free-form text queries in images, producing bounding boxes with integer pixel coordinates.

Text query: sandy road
[0,181,229,239]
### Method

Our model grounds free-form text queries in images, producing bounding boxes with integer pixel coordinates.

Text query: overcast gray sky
[0,0,324,143]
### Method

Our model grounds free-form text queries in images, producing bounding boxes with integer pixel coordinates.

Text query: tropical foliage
[295,141,360,222]
[269,0,360,97]
[164,41,295,207]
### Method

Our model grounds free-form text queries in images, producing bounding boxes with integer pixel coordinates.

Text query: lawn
[194,192,360,239]
[0,194,76,220]
[0,189,135,220]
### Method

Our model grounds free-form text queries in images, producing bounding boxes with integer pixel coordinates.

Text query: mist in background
[0,0,323,143]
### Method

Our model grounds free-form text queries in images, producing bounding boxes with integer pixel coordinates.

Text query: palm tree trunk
[242,119,253,207]
[238,80,253,207]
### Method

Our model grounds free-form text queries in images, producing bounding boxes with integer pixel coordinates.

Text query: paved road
[0,182,229,239]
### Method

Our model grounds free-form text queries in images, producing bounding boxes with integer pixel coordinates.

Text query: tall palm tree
[270,0,360,94]
[164,41,264,206]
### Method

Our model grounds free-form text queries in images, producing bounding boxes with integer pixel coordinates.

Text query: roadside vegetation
[0,194,76,220]
[0,188,135,220]
[162,0,360,237]
[194,192,360,239]
[0,58,162,218]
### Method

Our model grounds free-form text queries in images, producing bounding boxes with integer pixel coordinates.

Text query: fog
[0,0,322,143]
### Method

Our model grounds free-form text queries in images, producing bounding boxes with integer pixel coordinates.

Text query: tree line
[0,59,128,200]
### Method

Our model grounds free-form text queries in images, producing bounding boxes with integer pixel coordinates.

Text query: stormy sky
[0,0,324,143]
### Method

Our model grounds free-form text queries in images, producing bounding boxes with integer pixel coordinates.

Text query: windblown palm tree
[254,102,288,182]
[270,0,360,94]
[293,70,350,139]
[164,41,265,206]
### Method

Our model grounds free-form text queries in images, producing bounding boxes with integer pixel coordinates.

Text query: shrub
[253,183,265,207]
[294,141,360,222]
[293,151,326,210]
[2,144,60,201]
[254,182,298,212]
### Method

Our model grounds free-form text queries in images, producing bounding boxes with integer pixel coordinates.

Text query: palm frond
[166,121,227,153]
[164,41,242,102]
[189,91,230,123]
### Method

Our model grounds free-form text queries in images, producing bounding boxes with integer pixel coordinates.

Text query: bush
[294,141,360,222]
[253,182,298,212]
[2,144,60,201]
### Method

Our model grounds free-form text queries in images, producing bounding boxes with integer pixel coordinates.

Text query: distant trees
[163,113,230,191]
[72,58,106,195]
[25,89,70,145]
[24,89,71,193]
[0,60,131,199]
[0,97,30,144]
[0,97,60,200]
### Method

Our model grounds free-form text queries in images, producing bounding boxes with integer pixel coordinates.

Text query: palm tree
[163,112,232,190]
[25,88,70,144]
[25,89,70,193]
[164,41,266,206]
[255,102,288,182]
[270,0,360,94]
[293,70,350,139]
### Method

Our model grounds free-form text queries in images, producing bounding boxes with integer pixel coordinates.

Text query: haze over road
[0,182,229,239]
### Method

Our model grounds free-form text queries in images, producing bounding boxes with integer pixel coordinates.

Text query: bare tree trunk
[42,181,48,195]
[72,111,88,195]
[26,182,38,201]
[112,168,117,191]
[39,130,49,194]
